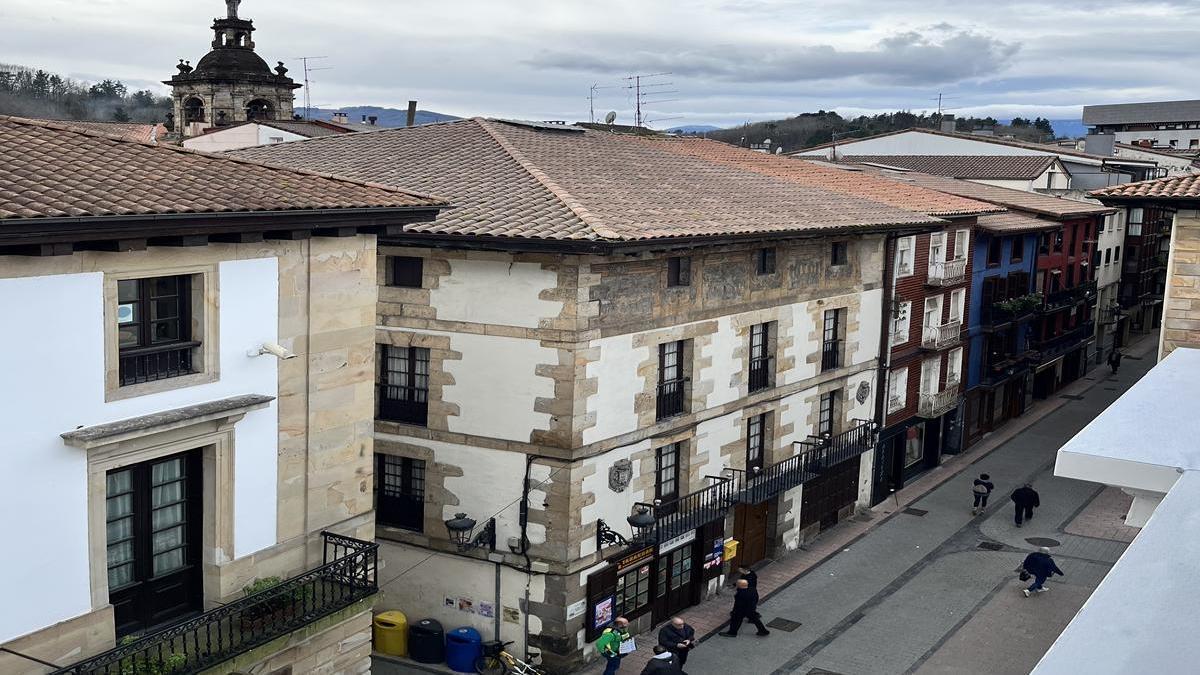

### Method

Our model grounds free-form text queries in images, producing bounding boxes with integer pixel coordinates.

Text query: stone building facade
[164,1,300,138]
[0,117,444,674]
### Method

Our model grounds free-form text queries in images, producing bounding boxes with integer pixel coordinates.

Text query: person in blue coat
[1021,547,1064,597]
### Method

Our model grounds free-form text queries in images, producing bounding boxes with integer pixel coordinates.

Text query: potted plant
[117,636,187,675]
[238,576,314,632]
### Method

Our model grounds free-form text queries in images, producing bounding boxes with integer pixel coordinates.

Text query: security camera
[249,342,297,360]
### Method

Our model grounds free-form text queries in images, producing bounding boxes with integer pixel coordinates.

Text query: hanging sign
[657,529,696,555]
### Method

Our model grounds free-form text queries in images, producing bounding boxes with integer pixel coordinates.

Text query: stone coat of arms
[609,459,633,493]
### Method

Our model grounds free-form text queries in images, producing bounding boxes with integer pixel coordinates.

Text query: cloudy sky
[2,0,1198,128]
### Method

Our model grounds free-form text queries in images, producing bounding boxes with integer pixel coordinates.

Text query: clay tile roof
[30,119,167,144]
[1091,174,1200,201]
[843,155,1059,180]
[976,212,1061,233]
[229,118,985,243]
[0,115,446,222]
[843,165,1114,219]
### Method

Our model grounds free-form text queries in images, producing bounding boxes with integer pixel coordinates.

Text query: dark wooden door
[733,501,770,570]
[799,456,861,531]
[107,451,203,637]
[655,543,697,621]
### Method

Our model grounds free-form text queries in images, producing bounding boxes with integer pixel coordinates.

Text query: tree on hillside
[0,63,170,123]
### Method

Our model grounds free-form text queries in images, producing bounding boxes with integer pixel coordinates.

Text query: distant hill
[666,124,721,134]
[1047,119,1087,138]
[300,105,460,127]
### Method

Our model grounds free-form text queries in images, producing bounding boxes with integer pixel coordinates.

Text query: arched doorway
[183,97,205,124]
[245,99,273,121]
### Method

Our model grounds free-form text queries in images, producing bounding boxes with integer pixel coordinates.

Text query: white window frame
[888,367,908,413]
[923,294,944,330]
[950,288,966,324]
[896,236,915,278]
[891,301,911,346]
[928,232,947,276]
[947,347,963,385]
[920,357,940,397]
[954,229,970,260]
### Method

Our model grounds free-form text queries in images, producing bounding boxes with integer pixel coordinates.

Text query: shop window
[904,424,925,468]
[616,564,652,617]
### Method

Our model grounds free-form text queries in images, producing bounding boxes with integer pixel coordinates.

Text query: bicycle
[475,640,546,675]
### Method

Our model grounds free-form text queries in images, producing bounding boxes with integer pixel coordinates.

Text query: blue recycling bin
[445,626,483,673]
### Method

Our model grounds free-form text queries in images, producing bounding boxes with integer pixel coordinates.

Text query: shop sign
[657,529,696,555]
[616,546,655,574]
[567,599,586,620]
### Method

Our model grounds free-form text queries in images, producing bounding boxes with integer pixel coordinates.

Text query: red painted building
[1029,216,1101,398]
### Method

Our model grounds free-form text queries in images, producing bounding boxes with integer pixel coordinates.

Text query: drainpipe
[873,233,897,502]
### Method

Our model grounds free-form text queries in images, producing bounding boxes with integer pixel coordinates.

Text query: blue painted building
[963,213,1058,445]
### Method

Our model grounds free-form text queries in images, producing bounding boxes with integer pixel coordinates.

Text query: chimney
[1085,134,1116,156]
[406,100,418,128]
[332,111,348,124]
[368,115,378,126]
[940,114,956,134]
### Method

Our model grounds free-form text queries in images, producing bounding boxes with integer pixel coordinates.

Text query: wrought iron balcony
[119,341,201,387]
[918,387,960,418]
[926,259,967,286]
[921,320,962,350]
[656,378,687,420]
[642,475,737,543]
[377,385,429,426]
[748,357,772,393]
[821,339,843,372]
[731,421,875,505]
[51,533,378,675]
[1030,322,1096,363]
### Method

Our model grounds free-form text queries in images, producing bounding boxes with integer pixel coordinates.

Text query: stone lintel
[60,394,275,449]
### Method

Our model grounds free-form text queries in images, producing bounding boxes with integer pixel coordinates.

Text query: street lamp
[596,506,657,549]
[444,512,496,552]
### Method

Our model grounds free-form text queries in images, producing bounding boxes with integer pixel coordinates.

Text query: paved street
[679,342,1153,675]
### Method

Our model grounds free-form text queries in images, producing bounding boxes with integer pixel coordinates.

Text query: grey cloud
[527,29,1020,86]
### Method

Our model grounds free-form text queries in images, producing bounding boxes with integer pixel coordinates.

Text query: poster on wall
[566,599,586,620]
[502,606,521,624]
[479,601,495,618]
[703,537,723,570]
[592,595,616,631]
[444,596,456,609]
[458,597,475,613]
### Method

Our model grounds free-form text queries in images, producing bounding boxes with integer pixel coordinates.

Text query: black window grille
[830,241,848,266]
[667,256,691,287]
[655,443,681,504]
[749,322,772,392]
[379,345,429,425]
[117,275,199,387]
[819,391,838,437]
[376,454,425,532]
[747,413,767,473]
[757,248,777,275]
[656,341,686,420]
[821,309,843,372]
[389,256,424,288]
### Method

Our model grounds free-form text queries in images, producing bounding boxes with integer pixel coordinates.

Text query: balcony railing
[748,357,772,393]
[642,475,737,542]
[918,387,960,418]
[731,421,875,506]
[921,320,962,350]
[656,378,687,420]
[377,385,429,425]
[821,340,843,372]
[927,259,967,286]
[51,532,378,675]
[1030,322,1096,363]
[118,342,201,387]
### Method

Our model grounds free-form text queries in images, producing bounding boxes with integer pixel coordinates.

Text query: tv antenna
[294,55,331,120]
[624,72,676,128]
[588,83,620,124]
[931,92,959,117]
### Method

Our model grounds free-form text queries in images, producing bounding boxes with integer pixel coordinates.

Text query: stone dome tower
[164,1,301,137]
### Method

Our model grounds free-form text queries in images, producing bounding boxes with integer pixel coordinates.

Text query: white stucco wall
[702,315,740,409]
[583,334,647,445]
[578,440,653,558]
[0,259,280,643]
[795,131,1055,158]
[182,124,308,152]
[430,259,563,329]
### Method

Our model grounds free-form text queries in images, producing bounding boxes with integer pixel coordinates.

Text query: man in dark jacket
[657,617,695,673]
[640,646,680,675]
[972,473,995,515]
[1011,484,1041,527]
[737,565,758,589]
[1108,349,1123,374]
[1021,547,1064,597]
[718,579,770,637]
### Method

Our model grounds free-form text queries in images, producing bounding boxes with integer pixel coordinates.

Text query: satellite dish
[604,111,617,125]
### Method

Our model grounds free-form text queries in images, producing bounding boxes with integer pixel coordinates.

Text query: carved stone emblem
[609,459,633,493]
[856,381,871,404]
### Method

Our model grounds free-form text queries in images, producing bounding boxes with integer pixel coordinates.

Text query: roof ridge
[476,118,612,240]
[0,115,449,205]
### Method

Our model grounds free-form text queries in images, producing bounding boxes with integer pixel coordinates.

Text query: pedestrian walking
[640,646,681,675]
[737,564,758,589]
[718,579,770,638]
[1011,483,1040,527]
[657,617,695,674]
[1107,349,1123,374]
[972,473,995,515]
[595,616,632,675]
[1021,547,1065,597]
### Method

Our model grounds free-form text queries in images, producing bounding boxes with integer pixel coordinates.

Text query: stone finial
[275,61,288,77]
[177,59,193,74]
[226,0,241,19]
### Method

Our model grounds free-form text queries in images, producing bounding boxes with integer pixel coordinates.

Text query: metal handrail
[927,259,967,285]
[648,475,736,542]
[51,532,378,675]
[734,421,874,505]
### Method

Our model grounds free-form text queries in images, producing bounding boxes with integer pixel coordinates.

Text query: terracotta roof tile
[1091,174,1200,201]
[0,115,446,221]
[843,155,1058,180]
[231,118,968,243]
[976,212,1061,233]
[36,119,167,143]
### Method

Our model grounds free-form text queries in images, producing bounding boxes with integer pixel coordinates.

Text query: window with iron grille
[821,309,843,372]
[389,256,424,288]
[756,248,777,275]
[830,241,848,266]
[749,322,773,392]
[117,275,199,387]
[667,256,691,287]
[747,413,767,473]
[379,345,430,425]
[655,442,681,503]
[818,391,838,437]
[375,454,425,532]
[656,341,687,420]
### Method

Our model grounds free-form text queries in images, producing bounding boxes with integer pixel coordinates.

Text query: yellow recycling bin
[374,610,409,657]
